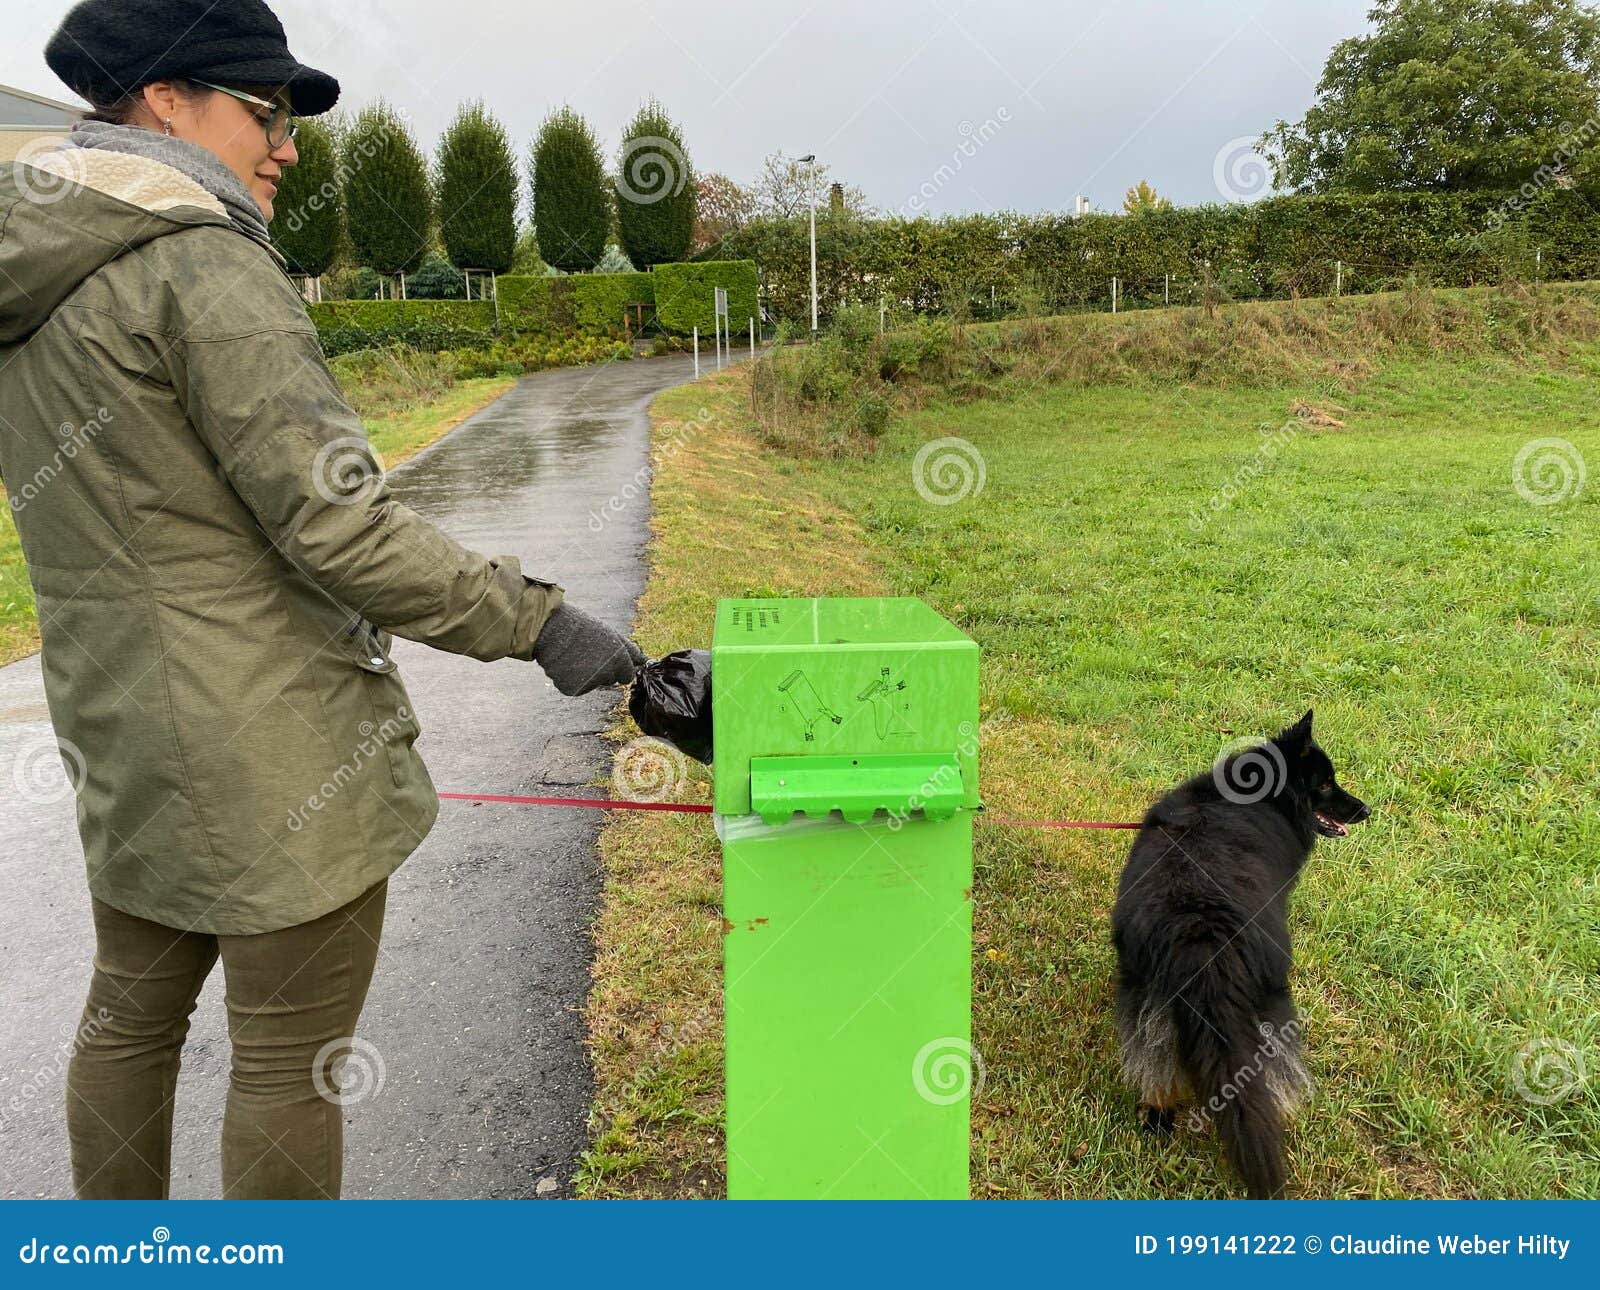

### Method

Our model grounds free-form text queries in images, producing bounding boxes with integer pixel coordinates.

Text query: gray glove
[532,602,645,696]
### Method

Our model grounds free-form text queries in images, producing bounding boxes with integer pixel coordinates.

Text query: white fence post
[749,317,755,362]
[693,327,699,378]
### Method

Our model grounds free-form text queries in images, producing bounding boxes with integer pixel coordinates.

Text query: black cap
[45,0,340,117]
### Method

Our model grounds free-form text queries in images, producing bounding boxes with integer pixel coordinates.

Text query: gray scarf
[64,120,275,253]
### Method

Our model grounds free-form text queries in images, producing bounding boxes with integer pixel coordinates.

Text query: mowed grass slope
[585,309,1600,1198]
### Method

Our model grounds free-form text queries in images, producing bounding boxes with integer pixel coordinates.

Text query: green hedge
[307,299,496,356]
[310,262,759,353]
[708,189,1596,323]
[653,260,759,335]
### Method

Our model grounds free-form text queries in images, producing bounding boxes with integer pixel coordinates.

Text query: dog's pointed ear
[1275,709,1314,754]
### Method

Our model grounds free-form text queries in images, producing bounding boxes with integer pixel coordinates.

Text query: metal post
[1335,260,1342,297]
[880,298,886,334]
[1112,277,1118,314]
[1164,274,1170,306]
[808,158,819,333]
[693,327,699,378]
[750,317,756,363]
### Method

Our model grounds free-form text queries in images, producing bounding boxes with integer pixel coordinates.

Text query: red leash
[436,791,1138,829]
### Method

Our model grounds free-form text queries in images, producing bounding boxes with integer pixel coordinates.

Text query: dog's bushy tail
[1160,943,1291,1199]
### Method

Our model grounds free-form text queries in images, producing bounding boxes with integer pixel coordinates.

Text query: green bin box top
[711,597,980,818]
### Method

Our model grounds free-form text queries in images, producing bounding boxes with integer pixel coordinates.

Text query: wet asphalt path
[0,353,701,1199]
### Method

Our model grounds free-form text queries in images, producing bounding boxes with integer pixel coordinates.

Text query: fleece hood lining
[28,148,229,219]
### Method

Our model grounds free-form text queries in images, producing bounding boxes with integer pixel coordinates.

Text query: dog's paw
[1138,1104,1176,1137]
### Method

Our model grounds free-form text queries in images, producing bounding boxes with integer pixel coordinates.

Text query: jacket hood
[0,147,250,345]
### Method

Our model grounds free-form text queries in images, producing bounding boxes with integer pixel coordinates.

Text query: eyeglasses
[190,79,297,148]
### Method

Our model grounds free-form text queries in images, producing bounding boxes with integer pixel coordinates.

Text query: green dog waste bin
[713,597,981,1199]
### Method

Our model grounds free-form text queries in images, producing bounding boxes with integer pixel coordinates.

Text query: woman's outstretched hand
[532,602,645,696]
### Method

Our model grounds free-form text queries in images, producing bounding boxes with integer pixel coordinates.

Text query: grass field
[0,368,514,667]
[582,296,1600,1199]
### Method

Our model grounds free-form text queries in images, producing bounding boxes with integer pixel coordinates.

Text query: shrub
[652,260,758,335]
[343,101,433,277]
[615,99,697,269]
[435,101,517,274]
[530,107,609,272]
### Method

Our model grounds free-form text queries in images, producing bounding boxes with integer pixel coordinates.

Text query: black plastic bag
[628,649,713,763]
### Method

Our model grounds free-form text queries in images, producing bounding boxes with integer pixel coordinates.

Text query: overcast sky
[7,0,1374,214]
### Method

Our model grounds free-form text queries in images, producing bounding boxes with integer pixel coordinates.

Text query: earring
[163,117,173,136]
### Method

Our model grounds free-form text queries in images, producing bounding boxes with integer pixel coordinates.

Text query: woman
[1,0,642,1199]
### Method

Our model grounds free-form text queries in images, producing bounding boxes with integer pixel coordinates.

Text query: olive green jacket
[0,149,562,934]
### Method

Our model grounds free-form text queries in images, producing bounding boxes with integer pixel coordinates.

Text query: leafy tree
[614,99,697,268]
[435,101,517,273]
[1264,0,1600,193]
[271,117,342,277]
[693,172,756,254]
[342,101,433,278]
[530,107,609,272]
[753,152,873,218]
[1123,179,1171,215]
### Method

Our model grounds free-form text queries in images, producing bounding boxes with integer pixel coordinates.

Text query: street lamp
[799,153,818,333]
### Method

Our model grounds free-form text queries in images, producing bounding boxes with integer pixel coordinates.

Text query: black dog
[1110,710,1370,1198]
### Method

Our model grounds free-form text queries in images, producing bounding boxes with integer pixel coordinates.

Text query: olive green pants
[65,879,387,1200]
